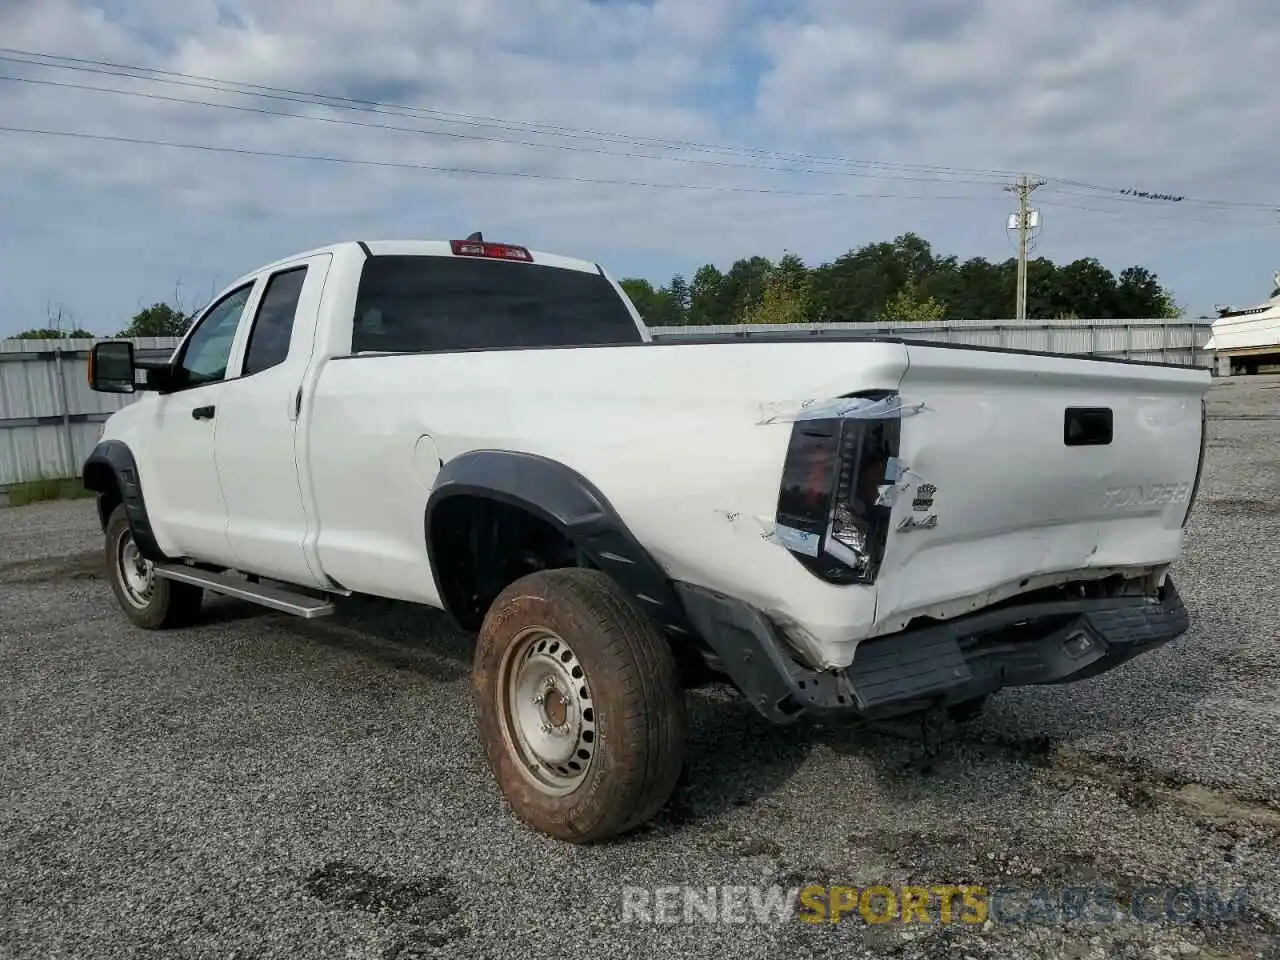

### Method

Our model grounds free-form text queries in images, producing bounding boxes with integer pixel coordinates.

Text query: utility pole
[1005,175,1046,321]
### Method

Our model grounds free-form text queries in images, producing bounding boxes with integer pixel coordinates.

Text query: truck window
[351,255,643,354]
[242,266,307,376]
[176,283,254,388]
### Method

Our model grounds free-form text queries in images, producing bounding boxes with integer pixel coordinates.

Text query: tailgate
[872,345,1210,633]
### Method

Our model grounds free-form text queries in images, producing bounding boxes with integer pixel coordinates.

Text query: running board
[154,565,335,618]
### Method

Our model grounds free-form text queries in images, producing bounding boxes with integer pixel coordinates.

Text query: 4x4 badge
[912,483,937,512]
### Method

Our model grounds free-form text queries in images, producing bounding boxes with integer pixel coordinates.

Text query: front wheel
[472,568,687,843]
[104,504,204,629]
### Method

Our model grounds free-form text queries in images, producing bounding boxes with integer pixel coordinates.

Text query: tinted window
[176,284,253,388]
[351,255,642,353]
[242,266,307,376]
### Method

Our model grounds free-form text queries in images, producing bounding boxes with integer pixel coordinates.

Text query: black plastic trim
[1181,398,1209,527]
[81,440,171,562]
[423,450,694,637]
[356,240,373,259]
[674,578,1190,724]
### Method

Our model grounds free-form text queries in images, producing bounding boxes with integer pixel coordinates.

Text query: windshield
[352,255,644,353]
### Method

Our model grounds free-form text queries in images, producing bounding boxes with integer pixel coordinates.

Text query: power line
[1043,177,1276,212]
[1037,197,1275,225]
[0,124,1008,201]
[0,48,1035,181]
[3,46,1276,217]
[0,73,1007,189]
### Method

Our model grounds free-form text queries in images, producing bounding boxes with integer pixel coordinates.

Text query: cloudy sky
[1,0,1277,336]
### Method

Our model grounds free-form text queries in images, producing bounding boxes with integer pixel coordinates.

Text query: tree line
[8,232,1183,340]
[9,303,192,340]
[619,232,1182,326]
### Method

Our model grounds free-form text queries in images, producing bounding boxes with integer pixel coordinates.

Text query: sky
[0,0,1277,336]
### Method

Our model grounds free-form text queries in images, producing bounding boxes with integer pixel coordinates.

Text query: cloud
[0,0,1277,334]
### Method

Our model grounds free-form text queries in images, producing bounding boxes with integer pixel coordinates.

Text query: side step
[154,565,335,619]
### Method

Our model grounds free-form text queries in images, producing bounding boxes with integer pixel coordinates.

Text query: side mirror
[87,341,137,393]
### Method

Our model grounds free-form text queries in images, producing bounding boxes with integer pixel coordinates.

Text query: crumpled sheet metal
[716,454,931,552]
[717,510,820,556]
[758,394,927,425]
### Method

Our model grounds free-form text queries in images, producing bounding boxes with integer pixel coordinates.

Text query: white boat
[1205,270,1280,365]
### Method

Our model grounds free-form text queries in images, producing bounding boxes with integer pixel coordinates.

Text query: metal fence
[0,337,182,487]
[650,318,1214,368]
[0,319,1213,486]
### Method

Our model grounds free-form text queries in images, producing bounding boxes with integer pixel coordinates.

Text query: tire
[104,504,204,629]
[472,568,687,844]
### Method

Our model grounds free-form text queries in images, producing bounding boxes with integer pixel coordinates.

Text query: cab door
[213,254,333,587]
[137,282,258,566]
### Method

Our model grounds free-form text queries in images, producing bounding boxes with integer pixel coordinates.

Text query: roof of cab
[216,239,606,303]
[258,239,601,275]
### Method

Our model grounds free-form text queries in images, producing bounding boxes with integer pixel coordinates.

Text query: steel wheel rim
[498,626,596,797]
[116,529,154,608]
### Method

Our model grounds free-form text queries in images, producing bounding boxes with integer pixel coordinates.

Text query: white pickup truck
[83,236,1211,843]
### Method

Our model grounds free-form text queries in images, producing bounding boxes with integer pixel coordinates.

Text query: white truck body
[83,237,1210,841]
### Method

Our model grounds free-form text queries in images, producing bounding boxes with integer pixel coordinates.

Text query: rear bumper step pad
[676,579,1189,724]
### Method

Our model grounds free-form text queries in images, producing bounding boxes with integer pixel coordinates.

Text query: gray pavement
[2,374,1278,960]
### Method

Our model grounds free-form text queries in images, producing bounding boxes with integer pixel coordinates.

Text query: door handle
[191,405,216,421]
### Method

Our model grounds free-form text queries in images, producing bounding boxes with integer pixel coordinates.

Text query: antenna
[465,231,483,242]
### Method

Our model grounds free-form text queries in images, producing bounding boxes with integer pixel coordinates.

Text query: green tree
[8,303,95,339]
[687,264,725,326]
[719,256,774,323]
[749,257,810,325]
[1115,266,1182,318]
[619,278,659,321]
[666,274,690,318]
[809,233,933,322]
[117,302,192,338]
[8,327,96,340]
[879,283,946,323]
[620,277,688,326]
[628,234,1179,325]
[1049,258,1117,317]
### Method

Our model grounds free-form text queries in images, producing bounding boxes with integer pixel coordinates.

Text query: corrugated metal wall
[650,318,1213,368]
[0,321,1212,486]
[0,337,182,486]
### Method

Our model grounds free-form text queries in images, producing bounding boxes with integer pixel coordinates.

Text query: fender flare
[81,440,171,562]
[423,450,694,638]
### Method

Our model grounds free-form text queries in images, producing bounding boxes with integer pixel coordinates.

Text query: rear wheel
[105,504,203,629]
[472,568,686,843]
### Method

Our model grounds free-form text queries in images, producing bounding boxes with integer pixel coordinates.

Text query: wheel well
[428,495,586,632]
[83,461,121,530]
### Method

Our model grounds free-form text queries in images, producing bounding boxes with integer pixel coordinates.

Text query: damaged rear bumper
[674,578,1190,724]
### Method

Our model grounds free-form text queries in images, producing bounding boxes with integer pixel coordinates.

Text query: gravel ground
[3,374,1278,960]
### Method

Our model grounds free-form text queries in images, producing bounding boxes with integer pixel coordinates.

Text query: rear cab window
[351,255,644,353]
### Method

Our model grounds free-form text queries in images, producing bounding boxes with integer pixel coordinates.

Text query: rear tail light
[1180,398,1208,528]
[450,239,533,262]
[774,391,902,585]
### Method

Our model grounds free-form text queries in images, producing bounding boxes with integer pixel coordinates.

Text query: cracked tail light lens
[774,392,901,585]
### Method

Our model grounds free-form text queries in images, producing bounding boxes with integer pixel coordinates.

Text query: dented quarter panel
[305,336,913,631]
